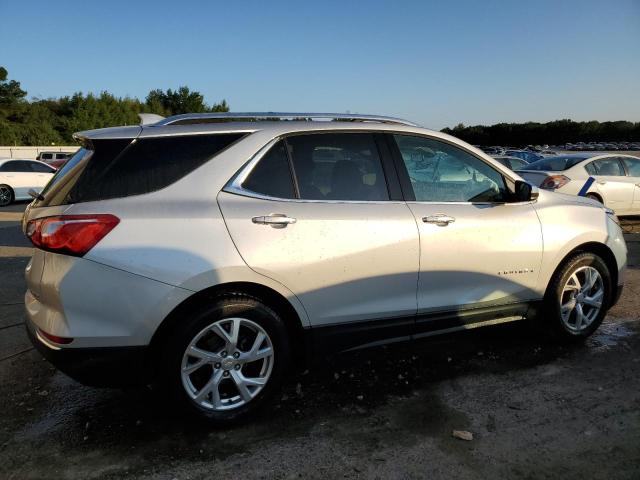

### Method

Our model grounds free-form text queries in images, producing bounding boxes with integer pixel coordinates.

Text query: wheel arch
[585,191,604,204]
[149,281,310,369]
[544,241,619,305]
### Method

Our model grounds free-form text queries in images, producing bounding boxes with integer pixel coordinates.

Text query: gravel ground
[1,202,639,480]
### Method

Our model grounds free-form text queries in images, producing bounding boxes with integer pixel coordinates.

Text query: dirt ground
[1,203,639,480]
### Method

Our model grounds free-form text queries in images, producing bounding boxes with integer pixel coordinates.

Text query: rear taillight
[26,214,119,257]
[540,175,570,190]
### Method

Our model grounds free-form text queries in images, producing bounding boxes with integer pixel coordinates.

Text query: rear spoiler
[138,113,165,126]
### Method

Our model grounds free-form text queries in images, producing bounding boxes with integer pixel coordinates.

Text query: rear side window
[242,141,295,199]
[35,133,245,206]
[29,161,55,173]
[590,158,625,176]
[41,153,53,160]
[623,157,640,177]
[286,133,389,201]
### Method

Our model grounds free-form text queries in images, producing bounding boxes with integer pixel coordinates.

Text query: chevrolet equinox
[23,113,627,424]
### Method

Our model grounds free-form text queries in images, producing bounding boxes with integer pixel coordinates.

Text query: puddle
[587,320,636,350]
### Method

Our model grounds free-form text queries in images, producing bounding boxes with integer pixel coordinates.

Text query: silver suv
[23,113,627,424]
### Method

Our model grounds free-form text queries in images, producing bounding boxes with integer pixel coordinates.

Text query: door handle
[635,183,640,187]
[597,181,606,185]
[252,214,297,228]
[423,214,456,226]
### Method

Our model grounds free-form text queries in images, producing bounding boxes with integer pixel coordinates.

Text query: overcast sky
[1,0,639,129]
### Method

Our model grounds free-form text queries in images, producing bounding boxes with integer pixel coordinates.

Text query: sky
[1,0,639,130]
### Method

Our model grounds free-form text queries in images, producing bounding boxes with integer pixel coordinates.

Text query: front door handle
[635,183,640,187]
[252,213,297,228]
[423,214,456,227]
[597,181,607,185]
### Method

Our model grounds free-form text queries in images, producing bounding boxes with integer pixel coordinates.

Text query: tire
[162,294,291,425]
[544,252,612,341]
[0,184,13,207]
[585,193,602,204]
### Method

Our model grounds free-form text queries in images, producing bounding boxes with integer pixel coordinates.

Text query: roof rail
[153,112,419,127]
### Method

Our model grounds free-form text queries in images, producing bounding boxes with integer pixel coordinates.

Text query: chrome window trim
[222,129,535,205]
[223,131,402,204]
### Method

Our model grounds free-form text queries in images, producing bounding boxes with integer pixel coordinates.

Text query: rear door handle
[597,181,607,185]
[423,214,456,226]
[252,214,297,228]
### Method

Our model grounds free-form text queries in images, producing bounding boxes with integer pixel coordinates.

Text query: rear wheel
[544,252,611,341]
[0,185,13,207]
[162,294,290,425]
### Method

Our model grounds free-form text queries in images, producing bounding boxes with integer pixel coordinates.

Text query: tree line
[0,67,229,145]
[2,66,639,147]
[442,119,640,147]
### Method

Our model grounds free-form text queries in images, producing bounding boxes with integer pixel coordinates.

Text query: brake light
[540,175,570,190]
[26,214,119,257]
[38,328,73,345]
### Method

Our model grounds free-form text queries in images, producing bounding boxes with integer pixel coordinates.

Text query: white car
[517,154,640,215]
[0,159,56,206]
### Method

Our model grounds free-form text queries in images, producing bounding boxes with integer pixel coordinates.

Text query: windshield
[520,156,587,171]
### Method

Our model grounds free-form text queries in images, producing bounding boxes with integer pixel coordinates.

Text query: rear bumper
[26,319,149,387]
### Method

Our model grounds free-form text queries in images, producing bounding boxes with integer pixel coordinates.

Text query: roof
[74,112,434,141]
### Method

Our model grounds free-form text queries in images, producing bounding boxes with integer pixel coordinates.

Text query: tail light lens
[26,214,119,257]
[540,175,570,190]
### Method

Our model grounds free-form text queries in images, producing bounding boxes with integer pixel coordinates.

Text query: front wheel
[544,252,612,341]
[0,185,13,207]
[162,294,290,425]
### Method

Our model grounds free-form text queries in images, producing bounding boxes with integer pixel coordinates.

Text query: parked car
[492,155,529,171]
[505,150,544,163]
[23,113,627,424]
[37,151,73,169]
[517,153,640,215]
[0,159,56,206]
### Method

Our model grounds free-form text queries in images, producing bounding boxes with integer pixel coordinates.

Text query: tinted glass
[394,135,507,202]
[591,158,625,176]
[41,153,53,160]
[584,162,598,175]
[0,161,31,172]
[525,156,588,171]
[29,161,55,173]
[286,133,389,201]
[623,158,640,177]
[34,133,244,206]
[242,141,295,198]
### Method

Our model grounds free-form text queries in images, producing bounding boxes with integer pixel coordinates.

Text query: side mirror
[513,180,539,202]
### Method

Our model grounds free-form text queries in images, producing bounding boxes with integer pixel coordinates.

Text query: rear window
[34,133,245,207]
[522,156,587,171]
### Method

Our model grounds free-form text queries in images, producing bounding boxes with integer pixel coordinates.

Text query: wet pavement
[1,202,639,479]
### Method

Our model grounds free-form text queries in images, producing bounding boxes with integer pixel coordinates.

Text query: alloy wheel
[560,266,604,332]
[0,186,11,206]
[180,317,274,411]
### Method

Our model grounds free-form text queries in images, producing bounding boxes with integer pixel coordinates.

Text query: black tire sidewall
[162,295,290,425]
[0,185,13,207]
[545,252,612,340]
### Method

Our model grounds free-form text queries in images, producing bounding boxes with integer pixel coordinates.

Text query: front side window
[0,161,31,172]
[242,141,295,199]
[622,157,640,177]
[286,133,389,201]
[591,158,625,176]
[393,135,507,202]
[41,153,53,160]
